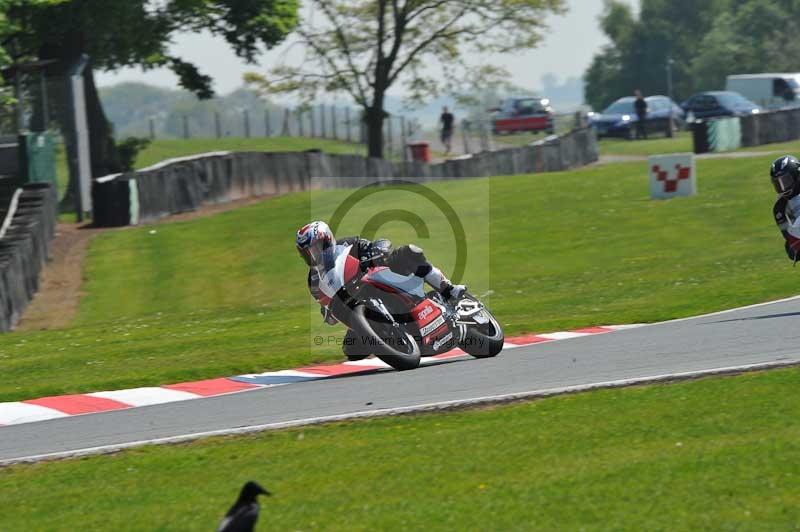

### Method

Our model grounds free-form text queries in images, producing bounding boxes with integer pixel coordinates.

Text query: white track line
[646,295,800,327]
[3,359,797,466]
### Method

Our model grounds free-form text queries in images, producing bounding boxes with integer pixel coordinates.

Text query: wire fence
[119,104,425,161]
[435,111,589,156]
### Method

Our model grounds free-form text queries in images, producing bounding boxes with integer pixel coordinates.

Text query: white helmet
[296,221,336,268]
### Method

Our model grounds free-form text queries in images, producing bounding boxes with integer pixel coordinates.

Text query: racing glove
[321,306,339,325]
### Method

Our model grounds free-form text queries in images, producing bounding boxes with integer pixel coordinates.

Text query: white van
[725,73,800,110]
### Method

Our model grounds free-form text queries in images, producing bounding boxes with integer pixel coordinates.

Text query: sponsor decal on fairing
[420,316,446,337]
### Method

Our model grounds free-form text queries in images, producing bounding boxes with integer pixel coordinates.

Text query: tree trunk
[365,105,385,159]
[60,63,122,212]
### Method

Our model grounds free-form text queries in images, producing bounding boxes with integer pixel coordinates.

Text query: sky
[97,0,640,97]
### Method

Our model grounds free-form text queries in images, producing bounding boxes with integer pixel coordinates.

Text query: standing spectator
[440,106,455,154]
[634,90,648,140]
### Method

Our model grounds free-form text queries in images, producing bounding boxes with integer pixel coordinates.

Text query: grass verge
[598,131,693,156]
[1,367,799,530]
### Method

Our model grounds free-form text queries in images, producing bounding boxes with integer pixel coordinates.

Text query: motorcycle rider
[296,220,466,360]
[771,155,800,261]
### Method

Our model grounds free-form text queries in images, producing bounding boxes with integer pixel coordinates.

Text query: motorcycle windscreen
[318,245,358,299]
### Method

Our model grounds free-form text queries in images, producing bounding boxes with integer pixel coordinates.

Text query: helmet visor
[298,245,315,267]
[773,173,796,196]
[299,238,335,269]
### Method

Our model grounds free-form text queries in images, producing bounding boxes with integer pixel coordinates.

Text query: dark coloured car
[589,95,685,139]
[681,91,761,120]
[491,97,555,135]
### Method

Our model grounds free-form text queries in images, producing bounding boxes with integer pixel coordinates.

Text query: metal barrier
[93,128,599,227]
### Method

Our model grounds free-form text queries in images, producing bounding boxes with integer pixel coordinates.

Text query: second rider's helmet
[296,221,336,268]
[771,155,800,198]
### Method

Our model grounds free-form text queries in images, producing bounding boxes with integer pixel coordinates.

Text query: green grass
[134,136,365,169]
[54,136,365,200]
[2,153,799,402]
[2,367,799,530]
[598,131,693,156]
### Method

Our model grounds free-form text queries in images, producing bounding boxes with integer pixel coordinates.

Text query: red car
[491,97,555,135]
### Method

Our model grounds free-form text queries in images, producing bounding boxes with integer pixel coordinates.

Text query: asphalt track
[3,296,800,465]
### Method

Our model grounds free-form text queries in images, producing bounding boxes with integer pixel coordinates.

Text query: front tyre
[460,302,504,359]
[350,304,421,371]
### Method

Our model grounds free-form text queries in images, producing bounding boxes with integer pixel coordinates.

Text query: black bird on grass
[217,481,271,532]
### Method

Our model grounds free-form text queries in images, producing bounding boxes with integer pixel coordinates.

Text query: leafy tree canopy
[5,0,298,97]
[585,0,727,110]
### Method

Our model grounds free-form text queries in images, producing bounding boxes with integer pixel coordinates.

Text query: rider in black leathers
[297,222,464,360]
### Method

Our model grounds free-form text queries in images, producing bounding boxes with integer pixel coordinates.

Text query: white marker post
[648,153,696,200]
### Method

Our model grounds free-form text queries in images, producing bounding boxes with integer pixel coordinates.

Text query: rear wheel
[350,304,421,371]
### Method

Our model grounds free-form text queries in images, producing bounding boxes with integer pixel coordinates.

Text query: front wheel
[350,304,421,371]
[459,299,504,359]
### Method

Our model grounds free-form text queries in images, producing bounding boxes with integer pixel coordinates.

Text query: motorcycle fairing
[319,244,360,299]
[361,267,427,299]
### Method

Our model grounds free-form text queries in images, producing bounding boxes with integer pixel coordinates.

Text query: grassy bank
[1,152,797,401]
[2,367,799,530]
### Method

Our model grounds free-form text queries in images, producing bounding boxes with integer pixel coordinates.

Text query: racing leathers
[774,196,800,261]
[307,236,463,360]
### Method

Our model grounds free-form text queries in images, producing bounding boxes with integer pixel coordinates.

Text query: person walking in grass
[440,106,455,154]
[634,89,648,140]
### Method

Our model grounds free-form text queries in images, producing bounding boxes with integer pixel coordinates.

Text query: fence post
[401,116,408,162]
[332,106,338,140]
[282,108,291,136]
[386,117,394,159]
[311,105,318,138]
[149,117,156,140]
[243,109,251,138]
[264,108,271,137]
[298,108,305,137]
[39,70,50,130]
[215,111,222,138]
[182,115,190,139]
[462,119,471,154]
[346,107,352,143]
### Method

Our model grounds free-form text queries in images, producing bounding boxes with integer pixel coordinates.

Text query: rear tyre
[350,304,421,371]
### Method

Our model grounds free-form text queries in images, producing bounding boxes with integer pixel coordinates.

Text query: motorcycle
[318,244,504,370]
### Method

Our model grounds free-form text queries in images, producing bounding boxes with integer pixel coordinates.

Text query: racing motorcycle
[319,244,504,371]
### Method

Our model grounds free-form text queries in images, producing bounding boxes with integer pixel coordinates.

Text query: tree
[584,0,726,110]
[689,0,800,92]
[4,0,298,209]
[245,0,567,159]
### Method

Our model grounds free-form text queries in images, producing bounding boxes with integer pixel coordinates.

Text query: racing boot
[424,266,466,303]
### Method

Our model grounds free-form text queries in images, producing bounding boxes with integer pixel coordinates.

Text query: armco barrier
[740,107,800,148]
[691,117,742,154]
[0,183,57,331]
[92,128,599,227]
[693,107,800,154]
